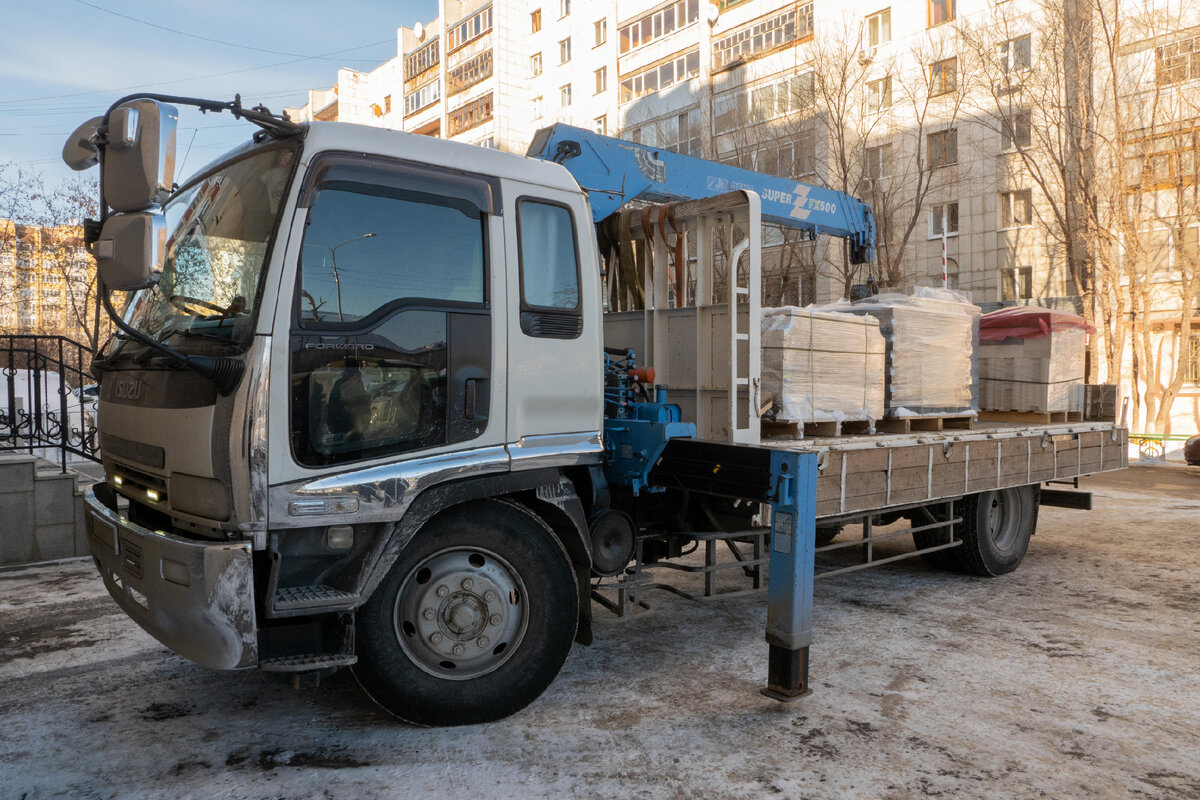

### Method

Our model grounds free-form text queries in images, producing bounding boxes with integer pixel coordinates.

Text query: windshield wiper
[158,327,230,344]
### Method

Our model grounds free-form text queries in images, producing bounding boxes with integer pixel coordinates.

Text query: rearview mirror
[93,212,166,291]
[102,99,178,212]
[62,116,104,171]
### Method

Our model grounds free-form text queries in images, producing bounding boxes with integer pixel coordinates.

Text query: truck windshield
[113,145,296,356]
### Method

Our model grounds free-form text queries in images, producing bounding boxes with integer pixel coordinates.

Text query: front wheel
[353,500,578,726]
[953,485,1040,576]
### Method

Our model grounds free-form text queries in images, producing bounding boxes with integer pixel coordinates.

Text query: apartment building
[288,0,1199,436]
[0,220,91,340]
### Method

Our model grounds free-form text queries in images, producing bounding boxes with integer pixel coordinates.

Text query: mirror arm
[102,92,303,141]
[97,282,244,395]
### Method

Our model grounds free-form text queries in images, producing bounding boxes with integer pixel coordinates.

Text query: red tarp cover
[979,307,1095,341]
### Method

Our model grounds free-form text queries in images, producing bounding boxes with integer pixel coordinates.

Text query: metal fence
[0,335,101,471]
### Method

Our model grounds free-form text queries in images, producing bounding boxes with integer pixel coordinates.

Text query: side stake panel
[762,450,818,701]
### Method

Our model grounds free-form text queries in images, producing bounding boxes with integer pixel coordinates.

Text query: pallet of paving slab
[873,413,976,434]
[761,418,875,439]
[978,409,1085,425]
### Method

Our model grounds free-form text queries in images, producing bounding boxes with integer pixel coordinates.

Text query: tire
[953,485,1039,577]
[353,499,579,726]
[814,525,841,547]
[910,505,959,570]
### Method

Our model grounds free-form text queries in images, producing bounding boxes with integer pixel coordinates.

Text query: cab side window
[517,198,582,338]
[298,183,485,324]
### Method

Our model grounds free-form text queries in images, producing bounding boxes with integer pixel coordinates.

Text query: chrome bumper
[84,488,259,670]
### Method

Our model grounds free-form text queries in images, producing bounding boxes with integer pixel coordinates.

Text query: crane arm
[527,123,875,264]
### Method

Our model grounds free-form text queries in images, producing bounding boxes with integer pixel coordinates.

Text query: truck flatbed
[765,421,1127,519]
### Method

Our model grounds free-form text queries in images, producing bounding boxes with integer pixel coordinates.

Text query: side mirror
[62,116,104,171]
[93,212,166,291]
[102,99,179,212]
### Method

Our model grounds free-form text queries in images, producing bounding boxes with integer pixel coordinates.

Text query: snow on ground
[1,466,1198,799]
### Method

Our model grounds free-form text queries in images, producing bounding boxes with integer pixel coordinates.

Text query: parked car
[72,384,100,426]
[1185,434,1200,466]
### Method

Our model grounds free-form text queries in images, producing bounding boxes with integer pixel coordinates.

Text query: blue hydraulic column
[762,450,819,700]
[526,123,875,264]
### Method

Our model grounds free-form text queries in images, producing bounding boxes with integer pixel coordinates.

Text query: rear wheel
[353,500,578,726]
[814,525,841,547]
[953,485,1039,576]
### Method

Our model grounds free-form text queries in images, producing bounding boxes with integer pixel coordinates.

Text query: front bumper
[84,488,259,670]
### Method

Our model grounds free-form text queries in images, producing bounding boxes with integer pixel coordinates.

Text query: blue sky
[0,0,436,186]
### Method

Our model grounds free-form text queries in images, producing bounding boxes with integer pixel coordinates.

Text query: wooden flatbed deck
[762,421,1128,519]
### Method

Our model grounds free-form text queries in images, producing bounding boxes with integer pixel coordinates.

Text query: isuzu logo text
[113,379,143,400]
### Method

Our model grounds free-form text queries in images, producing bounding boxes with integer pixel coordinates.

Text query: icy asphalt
[1,465,1198,799]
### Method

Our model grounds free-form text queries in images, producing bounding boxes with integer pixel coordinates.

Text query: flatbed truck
[63,96,1126,726]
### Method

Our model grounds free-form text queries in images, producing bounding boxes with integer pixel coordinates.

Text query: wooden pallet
[874,414,976,434]
[762,418,875,439]
[978,410,1085,425]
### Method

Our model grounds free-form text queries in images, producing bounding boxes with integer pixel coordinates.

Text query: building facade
[0,220,93,343]
[287,0,1199,439]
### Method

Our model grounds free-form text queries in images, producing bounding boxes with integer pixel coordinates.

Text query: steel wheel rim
[393,546,529,680]
[987,488,1021,553]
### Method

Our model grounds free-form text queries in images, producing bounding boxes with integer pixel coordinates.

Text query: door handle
[465,378,482,419]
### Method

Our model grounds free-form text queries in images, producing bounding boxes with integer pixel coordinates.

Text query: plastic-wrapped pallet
[821,287,980,417]
[761,307,886,428]
[978,307,1090,413]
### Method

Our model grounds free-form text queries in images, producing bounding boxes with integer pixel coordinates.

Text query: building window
[618,49,701,103]
[404,38,440,81]
[560,0,570,18]
[384,95,391,114]
[930,58,957,95]
[1186,332,1200,383]
[1156,34,1200,85]
[866,76,892,111]
[533,95,543,120]
[927,129,958,167]
[928,202,959,237]
[531,52,543,77]
[448,92,494,136]
[999,189,1033,228]
[867,8,891,47]
[532,9,542,32]
[595,66,607,94]
[561,84,573,107]
[1001,110,1032,151]
[1002,266,1033,301]
[713,4,813,70]
[749,72,814,123]
[929,0,955,27]
[448,6,493,52]
[594,115,607,135]
[624,108,703,156]
[595,18,607,46]
[560,37,572,64]
[448,49,494,95]
[999,35,1032,72]
[865,143,892,179]
[404,79,441,116]
[619,1,702,55]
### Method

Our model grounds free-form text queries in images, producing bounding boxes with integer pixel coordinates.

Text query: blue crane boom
[527,123,876,264]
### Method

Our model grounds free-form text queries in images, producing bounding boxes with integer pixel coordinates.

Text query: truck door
[502,185,603,463]
[278,154,506,475]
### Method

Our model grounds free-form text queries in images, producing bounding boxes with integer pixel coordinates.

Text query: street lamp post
[327,233,377,322]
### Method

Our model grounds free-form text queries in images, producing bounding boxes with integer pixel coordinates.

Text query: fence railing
[0,335,101,471]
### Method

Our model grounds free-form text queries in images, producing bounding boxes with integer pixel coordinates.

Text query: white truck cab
[78,101,607,725]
